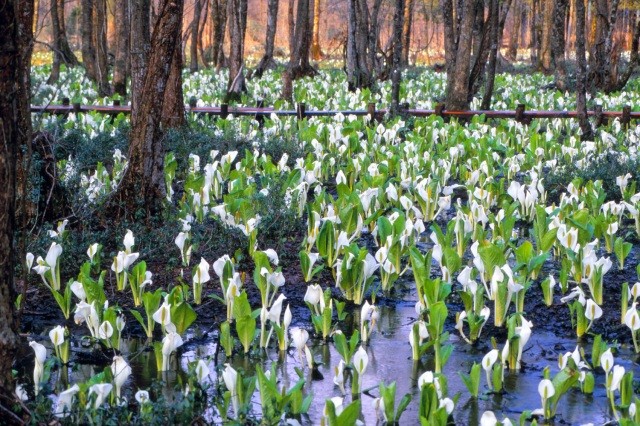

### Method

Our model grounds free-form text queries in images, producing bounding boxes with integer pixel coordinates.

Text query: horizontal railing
[31,98,637,127]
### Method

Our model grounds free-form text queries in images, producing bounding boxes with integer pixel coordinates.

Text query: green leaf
[171,301,197,335]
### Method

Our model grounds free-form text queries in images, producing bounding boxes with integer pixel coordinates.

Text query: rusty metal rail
[30,99,638,126]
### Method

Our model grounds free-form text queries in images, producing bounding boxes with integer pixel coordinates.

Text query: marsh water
[22,297,637,425]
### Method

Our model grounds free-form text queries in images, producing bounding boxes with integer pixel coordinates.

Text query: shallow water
[26,299,639,425]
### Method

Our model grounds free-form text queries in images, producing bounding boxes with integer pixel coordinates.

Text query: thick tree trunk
[575,0,593,140]
[346,0,380,90]
[443,0,475,110]
[0,0,33,408]
[226,0,247,99]
[253,0,279,79]
[551,0,569,90]
[282,0,316,101]
[481,0,499,109]
[507,0,520,60]
[211,0,227,68]
[390,0,404,114]
[81,0,98,81]
[401,0,414,66]
[190,0,203,72]
[311,0,322,60]
[48,0,78,84]
[113,0,130,96]
[288,0,295,57]
[116,0,184,218]
[589,0,624,93]
[538,0,553,71]
[162,39,186,127]
[130,0,151,113]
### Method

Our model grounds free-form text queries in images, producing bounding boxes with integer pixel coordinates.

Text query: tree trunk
[401,0,414,66]
[282,0,316,102]
[442,0,476,110]
[162,39,186,127]
[390,0,404,114]
[113,0,130,96]
[190,0,203,72]
[551,0,569,90]
[130,0,151,113]
[81,0,98,81]
[48,0,78,84]
[226,0,247,99]
[211,0,227,69]
[311,0,322,60]
[116,0,183,218]
[0,0,33,407]
[253,0,279,79]
[288,0,295,57]
[481,0,499,109]
[538,0,553,71]
[346,0,381,90]
[93,0,110,96]
[507,0,520,60]
[575,0,593,140]
[530,0,539,66]
[588,0,625,93]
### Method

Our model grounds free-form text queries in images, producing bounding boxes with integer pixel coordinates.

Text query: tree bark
[575,0,593,140]
[551,0,569,90]
[130,0,151,113]
[48,0,79,84]
[93,0,110,96]
[288,0,295,57]
[507,0,520,60]
[346,0,383,90]
[226,0,247,99]
[538,0,553,71]
[253,0,279,79]
[311,0,322,60]
[481,0,499,109]
[0,0,33,408]
[442,0,476,110]
[116,0,183,218]
[390,0,404,114]
[190,0,203,72]
[401,0,414,66]
[81,0,98,81]
[282,0,316,101]
[113,0,130,96]
[211,0,227,68]
[162,38,186,128]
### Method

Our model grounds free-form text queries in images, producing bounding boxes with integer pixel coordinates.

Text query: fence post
[296,103,306,121]
[220,103,229,119]
[72,102,81,114]
[256,99,265,128]
[62,97,70,107]
[594,104,605,128]
[367,102,376,124]
[622,105,631,129]
[515,104,526,123]
[435,103,445,118]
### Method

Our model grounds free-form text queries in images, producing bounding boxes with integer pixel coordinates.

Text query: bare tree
[115,0,184,217]
[48,0,79,84]
[252,0,279,79]
[0,0,33,408]
[282,0,316,101]
[113,0,130,96]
